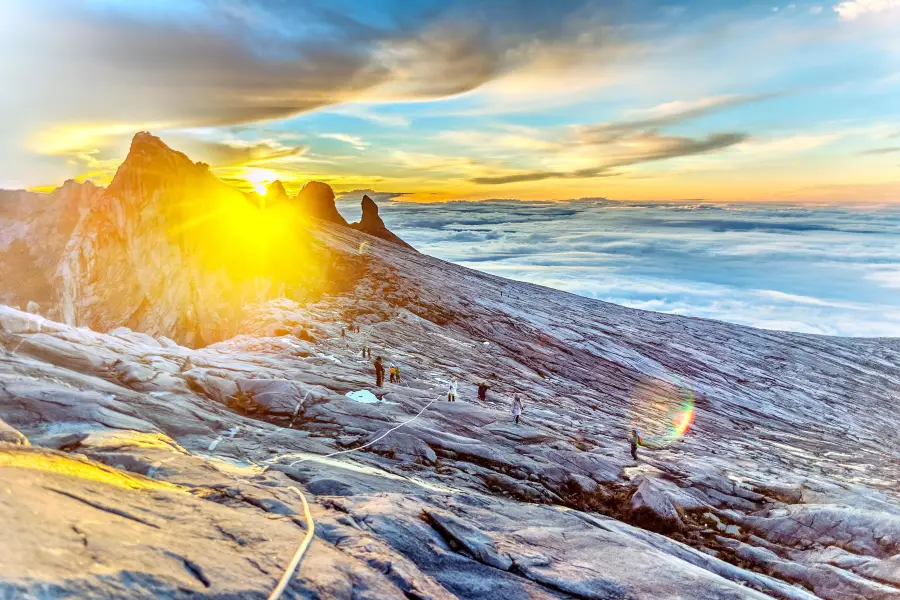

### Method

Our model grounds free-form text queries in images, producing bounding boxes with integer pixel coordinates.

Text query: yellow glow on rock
[0,448,184,492]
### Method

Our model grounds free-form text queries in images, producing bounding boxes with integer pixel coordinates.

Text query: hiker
[374,356,385,387]
[477,382,489,401]
[395,364,401,384]
[341,327,346,338]
[630,429,644,460]
[361,346,366,358]
[511,394,524,424]
[448,377,458,402]
[389,364,397,384]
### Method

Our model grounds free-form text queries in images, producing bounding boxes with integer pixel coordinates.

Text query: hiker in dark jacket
[630,429,643,460]
[477,382,489,401]
[374,356,385,387]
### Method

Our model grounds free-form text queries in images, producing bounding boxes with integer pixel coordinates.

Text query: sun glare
[243,167,278,195]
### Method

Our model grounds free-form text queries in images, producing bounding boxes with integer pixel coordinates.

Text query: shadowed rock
[296,181,348,225]
[350,195,414,249]
[262,180,289,209]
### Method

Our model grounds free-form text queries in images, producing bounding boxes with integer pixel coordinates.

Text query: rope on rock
[286,394,439,468]
[266,393,439,597]
[266,486,315,600]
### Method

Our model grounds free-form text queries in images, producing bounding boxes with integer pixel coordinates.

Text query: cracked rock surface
[2,215,900,598]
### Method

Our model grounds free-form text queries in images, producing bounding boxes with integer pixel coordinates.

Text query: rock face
[296,181,348,226]
[54,133,370,346]
[262,179,289,209]
[1,209,899,599]
[0,135,412,345]
[350,194,414,249]
[0,179,103,316]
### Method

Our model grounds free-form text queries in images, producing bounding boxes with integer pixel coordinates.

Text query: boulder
[631,478,683,532]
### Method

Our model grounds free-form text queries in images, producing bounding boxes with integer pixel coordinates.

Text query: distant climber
[395,365,401,384]
[389,364,397,384]
[341,327,346,338]
[478,382,489,401]
[511,394,524,424]
[630,429,644,460]
[374,356,385,387]
[448,377,458,402]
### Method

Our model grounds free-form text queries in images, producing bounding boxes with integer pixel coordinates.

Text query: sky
[1,0,899,202]
[336,196,900,336]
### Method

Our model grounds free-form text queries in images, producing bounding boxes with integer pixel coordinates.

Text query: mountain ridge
[1,132,411,346]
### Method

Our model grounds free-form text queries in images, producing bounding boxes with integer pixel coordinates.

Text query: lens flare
[629,378,695,447]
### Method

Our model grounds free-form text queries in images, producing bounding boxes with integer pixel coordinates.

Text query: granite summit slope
[1,211,900,598]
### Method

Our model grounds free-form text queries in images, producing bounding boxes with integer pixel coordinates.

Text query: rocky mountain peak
[55,179,99,194]
[296,181,347,226]
[2,132,413,344]
[107,133,197,192]
[125,132,192,166]
[350,194,414,249]
[359,194,382,227]
[262,180,289,208]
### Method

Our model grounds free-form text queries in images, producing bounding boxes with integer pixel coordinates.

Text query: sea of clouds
[337,197,900,337]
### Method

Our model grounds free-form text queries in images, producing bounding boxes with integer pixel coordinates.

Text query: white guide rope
[266,393,439,598]
[266,486,315,600]
[286,394,439,468]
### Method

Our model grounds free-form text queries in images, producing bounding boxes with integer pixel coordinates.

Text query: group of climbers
[448,378,523,426]
[352,321,646,460]
[371,356,403,386]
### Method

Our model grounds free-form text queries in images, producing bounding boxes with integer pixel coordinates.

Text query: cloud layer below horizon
[338,198,900,337]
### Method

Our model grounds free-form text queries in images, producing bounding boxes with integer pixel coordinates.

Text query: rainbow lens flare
[629,378,695,446]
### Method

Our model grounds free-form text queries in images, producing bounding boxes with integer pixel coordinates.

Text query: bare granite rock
[0,134,898,599]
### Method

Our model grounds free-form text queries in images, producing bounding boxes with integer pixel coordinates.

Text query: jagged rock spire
[350,195,413,249]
